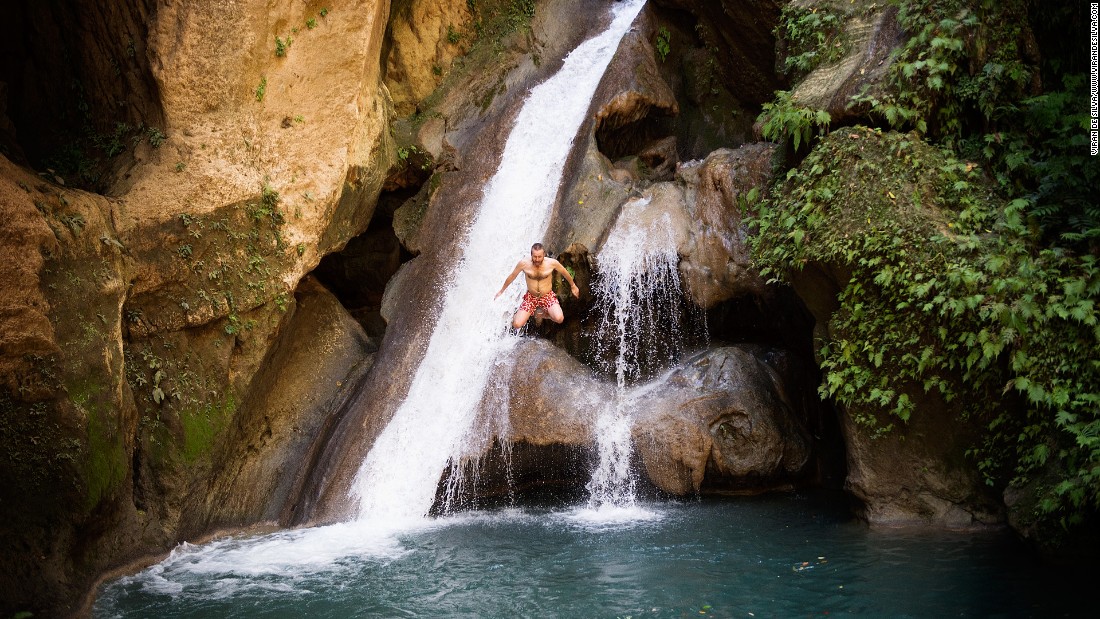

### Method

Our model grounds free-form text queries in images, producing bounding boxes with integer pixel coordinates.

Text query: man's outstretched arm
[553,260,581,298]
[495,262,525,299]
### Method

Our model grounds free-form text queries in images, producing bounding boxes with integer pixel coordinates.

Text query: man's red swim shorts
[518,291,558,313]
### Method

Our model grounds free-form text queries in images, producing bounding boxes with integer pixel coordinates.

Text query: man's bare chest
[524,266,553,281]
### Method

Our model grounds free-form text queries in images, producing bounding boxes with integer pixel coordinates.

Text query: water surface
[95,493,1087,617]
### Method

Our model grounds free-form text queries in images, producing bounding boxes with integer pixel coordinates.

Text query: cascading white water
[350,0,647,524]
[586,196,697,508]
[593,197,689,389]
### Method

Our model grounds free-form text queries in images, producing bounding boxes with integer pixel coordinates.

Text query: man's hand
[570,284,580,298]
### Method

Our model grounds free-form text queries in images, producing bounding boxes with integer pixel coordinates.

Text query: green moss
[181,394,236,463]
[77,381,127,512]
[751,127,1100,528]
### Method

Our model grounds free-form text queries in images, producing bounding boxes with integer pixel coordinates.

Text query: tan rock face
[500,339,609,447]
[0,0,395,614]
[385,0,474,116]
[0,159,137,615]
[133,0,394,257]
[0,161,60,396]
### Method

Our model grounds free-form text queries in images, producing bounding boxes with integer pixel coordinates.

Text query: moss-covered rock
[753,127,1100,539]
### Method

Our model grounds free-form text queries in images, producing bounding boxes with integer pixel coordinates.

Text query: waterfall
[586,196,700,508]
[350,0,647,523]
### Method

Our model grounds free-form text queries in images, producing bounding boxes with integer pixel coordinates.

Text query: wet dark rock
[840,388,1004,529]
[203,277,376,528]
[652,0,784,108]
[632,346,812,495]
[461,340,814,499]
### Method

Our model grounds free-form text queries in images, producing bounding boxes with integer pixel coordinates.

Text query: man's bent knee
[548,306,565,324]
[512,311,531,329]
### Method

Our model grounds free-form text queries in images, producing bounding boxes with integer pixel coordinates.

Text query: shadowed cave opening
[705,288,849,491]
[309,187,419,342]
[0,0,163,193]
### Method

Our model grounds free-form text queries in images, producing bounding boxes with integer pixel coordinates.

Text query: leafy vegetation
[850,0,1099,249]
[776,1,850,77]
[757,90,831,152]
[753,0,1100,534]
[655,27,671,63]
[466,0,536,49]
[146,126,166,148]
[275,35,292,57]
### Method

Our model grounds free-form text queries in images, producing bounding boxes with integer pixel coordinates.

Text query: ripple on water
[95,495,1092,618]
[557,503,666,531]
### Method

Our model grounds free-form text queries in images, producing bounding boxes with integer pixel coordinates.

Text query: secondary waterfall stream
[350,0,647,523]
[586,196,703,509]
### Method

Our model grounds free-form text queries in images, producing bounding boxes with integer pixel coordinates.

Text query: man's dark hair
[531,242,544,252]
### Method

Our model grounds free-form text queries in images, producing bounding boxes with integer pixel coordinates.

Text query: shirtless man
[495,243,580,329]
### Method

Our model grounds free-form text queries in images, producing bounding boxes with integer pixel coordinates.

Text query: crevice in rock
[0,0,164,194]
[434,441,595,513]
[706,286,814,356]
[706,286,848,490]
[131,448,146,513]
[309,210,413,342]
[595,113,677,163]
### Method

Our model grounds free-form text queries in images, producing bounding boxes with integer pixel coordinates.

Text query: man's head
[530,242,545,266]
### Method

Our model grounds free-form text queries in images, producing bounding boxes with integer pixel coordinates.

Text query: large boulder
[567,142,777,310]
[841,390,1004,529]
[632,346,812,494]
[202,277,377,528]
[677,144,776,309]
[454,340,813,499]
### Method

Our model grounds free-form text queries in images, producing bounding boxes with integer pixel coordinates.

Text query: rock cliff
[1,0,392,614]
[1,0,1061,614]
